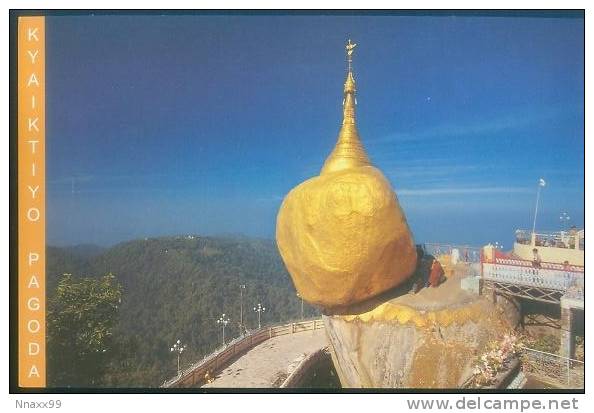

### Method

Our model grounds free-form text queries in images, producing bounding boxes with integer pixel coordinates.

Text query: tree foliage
[47,272,122,387]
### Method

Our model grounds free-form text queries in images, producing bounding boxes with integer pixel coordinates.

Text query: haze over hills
[46,235,319,387]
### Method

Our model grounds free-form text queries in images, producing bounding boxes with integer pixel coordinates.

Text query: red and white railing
[481,255,584,298]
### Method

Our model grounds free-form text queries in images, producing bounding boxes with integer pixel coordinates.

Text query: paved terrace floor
[202,329,328,388]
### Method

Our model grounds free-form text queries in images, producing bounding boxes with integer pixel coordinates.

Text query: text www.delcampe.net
[406,397,579,411]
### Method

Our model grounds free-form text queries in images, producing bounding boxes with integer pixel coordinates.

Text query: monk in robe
[428,259,445,288]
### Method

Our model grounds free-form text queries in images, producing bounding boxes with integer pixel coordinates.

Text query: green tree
[47,272,122,387]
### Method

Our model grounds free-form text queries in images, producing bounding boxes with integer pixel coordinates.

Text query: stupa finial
[320,39,370,175]
[346,38,357,73]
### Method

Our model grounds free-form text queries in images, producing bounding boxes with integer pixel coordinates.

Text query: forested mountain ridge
[47,235,318,387]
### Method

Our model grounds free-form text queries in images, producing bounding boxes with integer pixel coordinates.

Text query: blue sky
[46,13,584,247]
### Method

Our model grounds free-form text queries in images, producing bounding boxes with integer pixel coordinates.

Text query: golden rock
[276,40,417,308]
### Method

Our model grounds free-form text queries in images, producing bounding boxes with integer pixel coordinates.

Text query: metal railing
[161,318,325,388]
[521,347,584,389]
[490,256,584,273]
[482,262,584,301]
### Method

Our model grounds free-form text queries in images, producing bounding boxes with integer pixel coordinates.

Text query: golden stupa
[276,40,417,308]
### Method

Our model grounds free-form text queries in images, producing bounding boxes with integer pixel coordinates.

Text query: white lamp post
[239,284,246,334]
[217,314,230,346]
[296,292,304,320]
[560,212,570,231]
[170,339,185,376]
[254,303,266,329]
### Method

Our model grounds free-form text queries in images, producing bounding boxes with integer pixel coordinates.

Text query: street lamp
[239,284,246,334]
[170,339,185,376]
[560,212,570,231]
[254,303,266,329]
[296,292,304,320]
[217,314,230,346]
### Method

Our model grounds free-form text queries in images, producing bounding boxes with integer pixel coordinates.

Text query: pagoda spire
[321,39,371,175]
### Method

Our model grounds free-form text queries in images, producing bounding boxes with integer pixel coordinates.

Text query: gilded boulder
[276,165,416,308]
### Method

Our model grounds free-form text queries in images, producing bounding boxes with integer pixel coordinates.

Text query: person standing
[532,248,542,269]
[428,259,445,288]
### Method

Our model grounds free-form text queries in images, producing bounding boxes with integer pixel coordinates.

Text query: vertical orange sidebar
[18,16,46,388]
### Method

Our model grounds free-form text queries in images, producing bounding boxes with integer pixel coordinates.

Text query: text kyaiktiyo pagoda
[276,40,417,308]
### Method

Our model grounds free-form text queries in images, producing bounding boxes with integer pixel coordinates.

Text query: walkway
[202,328,327,388]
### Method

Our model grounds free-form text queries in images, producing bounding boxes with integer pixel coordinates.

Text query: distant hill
[47,235,319,387]
[62,243,107,259]
[46,244,105,291]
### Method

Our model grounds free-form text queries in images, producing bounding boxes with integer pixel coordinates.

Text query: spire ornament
[346,39,357,72]
[320,39,370,175]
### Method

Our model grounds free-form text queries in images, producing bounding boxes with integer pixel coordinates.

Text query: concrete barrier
[280,347,329,388]
[162,318,324,388]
